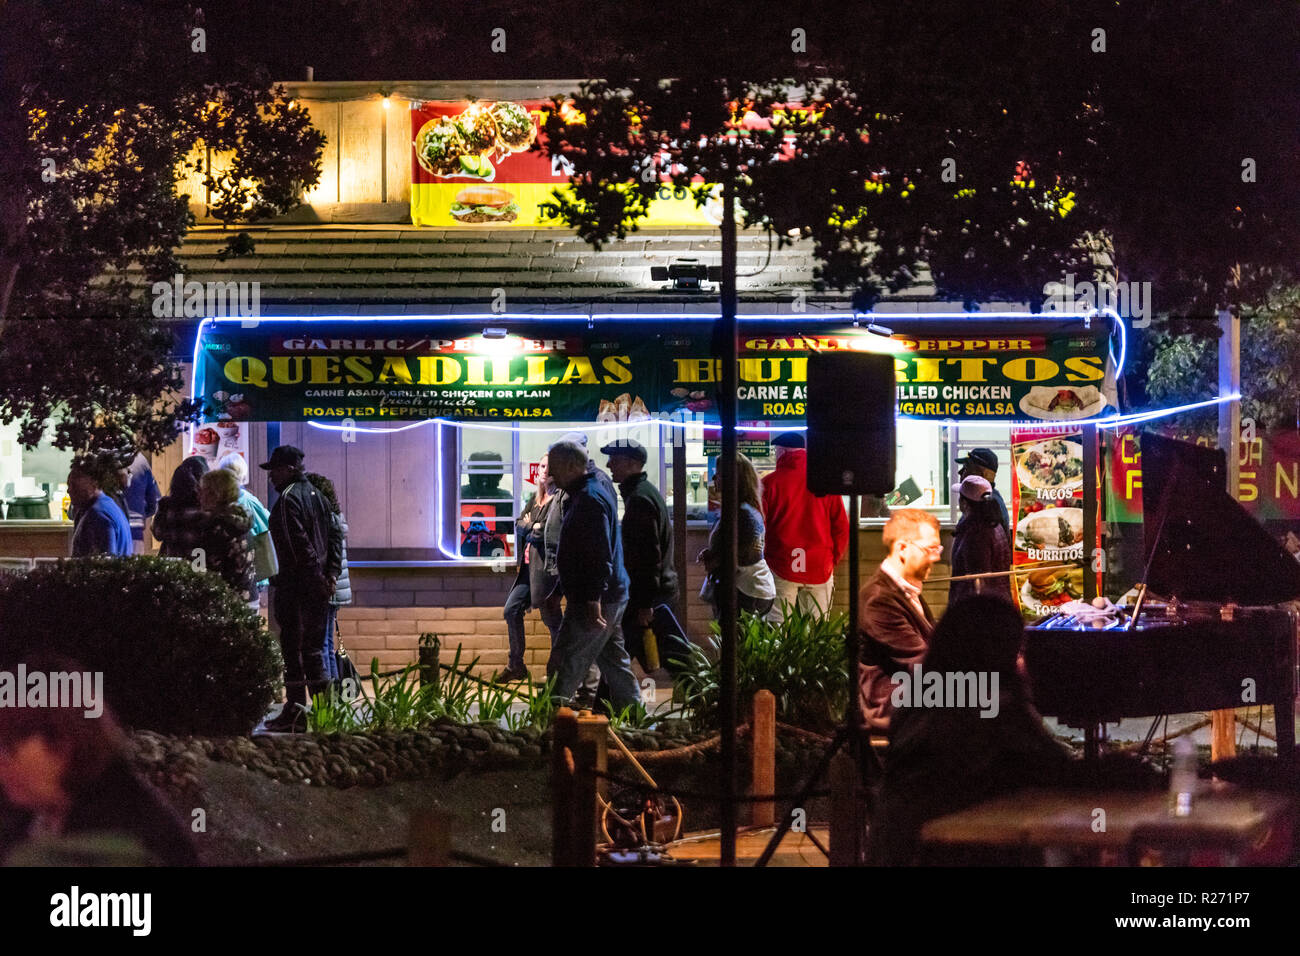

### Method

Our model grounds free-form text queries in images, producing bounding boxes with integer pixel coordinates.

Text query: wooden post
[407,809,452,866]
[574,711,608,865]
[551,707,579,866]
[1213,307,1242,762]
[828,749,862,866]
[751,690,776,827]
[418,634,440,690]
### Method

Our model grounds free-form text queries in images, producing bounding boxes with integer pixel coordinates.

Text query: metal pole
[1212,306,1242,762]
[1083,424,1098,602]
[672,425,689,631]
[847,493,861,730]
[717,174,739,867]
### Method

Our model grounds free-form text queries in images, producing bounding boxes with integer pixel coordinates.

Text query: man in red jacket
[761,432,849,621]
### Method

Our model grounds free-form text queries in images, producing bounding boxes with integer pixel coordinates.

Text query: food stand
[188,309,1122,670]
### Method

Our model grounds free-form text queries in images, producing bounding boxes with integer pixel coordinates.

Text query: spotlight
[650,258,724,290]
[482,327,508,339]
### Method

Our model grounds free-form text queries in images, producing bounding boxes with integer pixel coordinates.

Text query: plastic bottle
[642,628,660,671]
[1169,735,1197,817]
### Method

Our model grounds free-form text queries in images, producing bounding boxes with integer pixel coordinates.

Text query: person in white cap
[948,475,1012,606]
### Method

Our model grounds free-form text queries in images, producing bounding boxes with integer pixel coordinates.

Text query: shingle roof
[110,222,941,309]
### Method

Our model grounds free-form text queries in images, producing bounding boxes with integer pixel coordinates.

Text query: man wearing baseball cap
[956,448,1010,535]
[761,431,849,621]
[260,445,335,732]
[599,438,690,677]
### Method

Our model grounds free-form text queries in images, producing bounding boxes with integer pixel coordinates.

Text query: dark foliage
[0,558,282,735]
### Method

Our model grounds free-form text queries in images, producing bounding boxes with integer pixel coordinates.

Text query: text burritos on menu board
[409,100,716,228]
[1009,428,1087,620]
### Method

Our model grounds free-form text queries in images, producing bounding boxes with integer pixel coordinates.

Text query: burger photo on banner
[1010,429,1086,619]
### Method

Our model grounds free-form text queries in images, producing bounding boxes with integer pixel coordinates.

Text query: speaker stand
[756,493,880,866]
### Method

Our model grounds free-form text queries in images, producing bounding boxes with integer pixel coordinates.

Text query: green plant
[471,678,517,727]
[364,659,441,731]
[606,700,662,732]
[302,644,564,735]
[305,686,363,734]
[519,673,561,732]
[674,603,849,733]
[0,557,281,735]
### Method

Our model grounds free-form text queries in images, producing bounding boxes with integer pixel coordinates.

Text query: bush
[0,557,281,735]
[675,603,850,733]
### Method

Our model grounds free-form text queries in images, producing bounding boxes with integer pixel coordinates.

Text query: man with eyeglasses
[858,508,943,733]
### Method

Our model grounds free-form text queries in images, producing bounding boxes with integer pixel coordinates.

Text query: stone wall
[337,525,954,680]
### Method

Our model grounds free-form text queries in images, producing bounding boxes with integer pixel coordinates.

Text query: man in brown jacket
[858,509,943,732]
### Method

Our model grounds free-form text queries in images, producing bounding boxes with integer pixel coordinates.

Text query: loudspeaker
[806,351,896,495]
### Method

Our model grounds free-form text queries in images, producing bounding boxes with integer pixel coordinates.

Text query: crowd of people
[499,432,688,712]
[34,432,1048,864]
[63,443,352,734]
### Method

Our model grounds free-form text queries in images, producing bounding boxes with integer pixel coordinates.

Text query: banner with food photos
[409,100,717,228]
[1009,426,1087,620]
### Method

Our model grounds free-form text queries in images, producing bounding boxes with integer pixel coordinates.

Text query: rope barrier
[589,766,829,804]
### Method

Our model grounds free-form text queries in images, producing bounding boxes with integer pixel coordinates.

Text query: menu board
[195,320,1117,426]
[1009,427,1086,620]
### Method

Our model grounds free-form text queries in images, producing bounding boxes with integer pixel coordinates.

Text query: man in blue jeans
[545,440,641,712]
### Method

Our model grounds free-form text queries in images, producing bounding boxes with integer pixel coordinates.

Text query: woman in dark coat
[948,475,1013,606]
[872,595,1071,865]
[153,456,210,559]
[498,458,557,682]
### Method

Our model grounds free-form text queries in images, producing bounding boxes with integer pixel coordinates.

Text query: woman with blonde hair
[218,452,273,596]
[697,454,777,619]
[197,468,259,613]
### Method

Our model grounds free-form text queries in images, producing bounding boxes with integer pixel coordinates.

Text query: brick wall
[338,524,954,680]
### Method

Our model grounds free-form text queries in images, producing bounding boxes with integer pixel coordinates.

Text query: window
[948,424,1013,524]
[457,427,515,559]
[0,422,74,520]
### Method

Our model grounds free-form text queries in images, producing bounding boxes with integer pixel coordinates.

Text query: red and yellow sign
[1108,426,1300,523]
[409,100,717,228]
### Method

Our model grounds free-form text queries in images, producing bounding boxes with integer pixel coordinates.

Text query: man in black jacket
[546,440,641,712]
[261,446,334,732]
[601,439,692,675]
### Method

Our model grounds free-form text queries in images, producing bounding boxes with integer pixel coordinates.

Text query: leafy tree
[1144,284,1300,432]
[0,0,324,453]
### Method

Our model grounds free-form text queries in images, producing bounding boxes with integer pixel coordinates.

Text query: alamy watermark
[890,664,1000,718]
[50,886,150,936]
[0,665,104,717]
[151,273,260,319]
[1043,272,1151,328]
